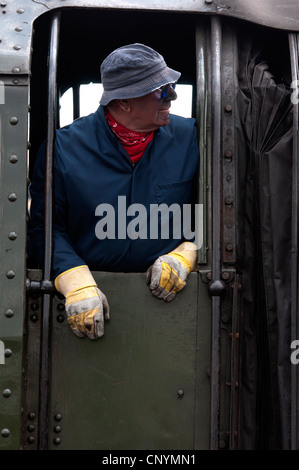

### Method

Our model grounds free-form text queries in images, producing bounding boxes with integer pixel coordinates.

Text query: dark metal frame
[208,15,223,450]
[289,32,299,451]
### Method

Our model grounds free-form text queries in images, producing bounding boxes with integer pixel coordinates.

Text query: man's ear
[117,99,131,112]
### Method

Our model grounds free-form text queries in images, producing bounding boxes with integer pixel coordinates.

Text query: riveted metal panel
[0,0,299,77]
[21,270,42,450]
[22,269,237,450]
[221,23,237,264]
[22,269,239,450]
[215,0,299,31]
[45,271,211,450]
[0,81,29,449]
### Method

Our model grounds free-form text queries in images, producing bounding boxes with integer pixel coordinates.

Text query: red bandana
[105,110,154,164]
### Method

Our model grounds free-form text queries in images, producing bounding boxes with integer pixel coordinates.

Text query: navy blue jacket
[28,106,199,278]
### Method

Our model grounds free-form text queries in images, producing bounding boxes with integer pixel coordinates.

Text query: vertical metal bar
[229,274,241,449]
[38,12,60,450]
[289,32,299,451]
[209,15,222,451]
[73,84,80,120]
[196,23,209,265]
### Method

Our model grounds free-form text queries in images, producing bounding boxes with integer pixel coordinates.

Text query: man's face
[127,86,177,132]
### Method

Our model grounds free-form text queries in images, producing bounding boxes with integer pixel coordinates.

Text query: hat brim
[100,66,181,106]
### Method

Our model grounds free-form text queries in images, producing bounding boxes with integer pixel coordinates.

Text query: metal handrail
[38,12,60,450]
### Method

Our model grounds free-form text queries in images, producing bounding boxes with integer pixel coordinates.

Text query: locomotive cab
[0,1,299,451]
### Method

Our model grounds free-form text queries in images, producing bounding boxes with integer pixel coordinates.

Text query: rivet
[8,192,17,201]
[226,244,233,252]
[205,0,213,3]
[12,67,20,73]
[177,389,184,398]
[16,8,25,14]
[53,437,61,445]
[229,332,240,340]
[56,314,65,323]
[225,197,233,205]
[4,349,12,357]
[57,303,65,312]
[221,272,230,280]
[221,314,230,323]
[6,270,15,279]
[225,104,232,113]
[27,436,35,444]
[9,116,18,125]
[54,414,62,421]
[27,424,35,432]
[3,389,11,398]
[5,309,14,318]
[8,231,17,240]
[219,439,227,449]
[13,45,21,51]
[224,150,232,161]
[0,2,7,6]
[30,314,38,323]
[13,79,19,85]
[15,26,23,32]
[54,425,61,433]
[1,428,10,438]
[28,412,35,420]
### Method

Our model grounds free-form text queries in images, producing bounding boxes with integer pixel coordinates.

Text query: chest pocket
[154,179,193,207]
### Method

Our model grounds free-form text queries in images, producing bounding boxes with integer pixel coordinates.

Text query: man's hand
[55,265,110,339]
[65,286,110,339]
[146,242,197,302]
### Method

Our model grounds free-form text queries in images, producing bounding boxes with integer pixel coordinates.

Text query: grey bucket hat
[100,43,181,106]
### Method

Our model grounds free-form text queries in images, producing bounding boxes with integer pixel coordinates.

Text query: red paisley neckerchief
[105,110,154,164]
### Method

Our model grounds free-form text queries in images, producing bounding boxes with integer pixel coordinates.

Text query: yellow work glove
[55,265,110,339]
[146,242,198,302]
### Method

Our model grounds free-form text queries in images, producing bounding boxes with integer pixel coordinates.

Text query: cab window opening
[27,9,200,272]
[59,83,194,127]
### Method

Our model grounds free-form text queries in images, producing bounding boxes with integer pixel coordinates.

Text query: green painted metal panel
[0,82,29,449]
[46,271,211,450]
[0,338,23,448]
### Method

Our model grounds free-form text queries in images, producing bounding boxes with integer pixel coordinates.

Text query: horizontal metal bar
[25,278,55,294]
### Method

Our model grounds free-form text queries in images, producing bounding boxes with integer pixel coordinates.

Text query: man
[28,43,199,340]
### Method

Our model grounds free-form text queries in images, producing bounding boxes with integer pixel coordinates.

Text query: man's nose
[167,86,177,101]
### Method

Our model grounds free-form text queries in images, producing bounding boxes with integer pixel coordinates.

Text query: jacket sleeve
[28,141,86,279]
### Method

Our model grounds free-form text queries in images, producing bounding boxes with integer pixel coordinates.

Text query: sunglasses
[159,83,177,100]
